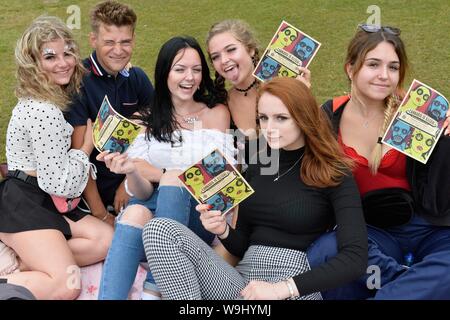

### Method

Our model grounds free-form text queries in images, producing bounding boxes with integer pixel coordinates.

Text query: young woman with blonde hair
[205,20,314,266]
[206,19,311,163]
[0,16,113,300]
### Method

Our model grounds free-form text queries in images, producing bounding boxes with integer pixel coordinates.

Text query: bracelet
[101,212,110,221]
[283,279,295,299]
[217,224,229,239]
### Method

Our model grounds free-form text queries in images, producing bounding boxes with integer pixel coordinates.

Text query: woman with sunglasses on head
[307,24,450,300]
[141,77,367,300]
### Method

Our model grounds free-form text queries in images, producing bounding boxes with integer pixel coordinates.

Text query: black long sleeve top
[220,146,368,296]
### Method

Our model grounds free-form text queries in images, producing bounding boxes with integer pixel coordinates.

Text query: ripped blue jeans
[98,185,214,300]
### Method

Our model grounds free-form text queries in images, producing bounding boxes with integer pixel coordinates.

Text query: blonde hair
[206,19,260,92]
[15,15,85,110]
[206,19,259,59]
[369,94,401,172]
[345,29,408,173]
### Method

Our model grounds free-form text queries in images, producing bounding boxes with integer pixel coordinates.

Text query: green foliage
[0,0,449,162]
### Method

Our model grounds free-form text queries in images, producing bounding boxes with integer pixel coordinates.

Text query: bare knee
[159,170,183,186]
[120,204,153,227]
[48,270,82,300]
[100,226,114,256]
[52,287,81,300]
[90,225,114,259]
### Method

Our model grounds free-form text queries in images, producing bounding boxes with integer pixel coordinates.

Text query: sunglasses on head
[358,24,401,36]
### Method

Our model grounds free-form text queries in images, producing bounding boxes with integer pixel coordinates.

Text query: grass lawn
[0,0,449,162]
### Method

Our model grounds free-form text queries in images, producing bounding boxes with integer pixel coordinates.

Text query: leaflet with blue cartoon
[253,20,321,82]
[178,149,255,215]
[382,79,449,164]
[92,95,142,154]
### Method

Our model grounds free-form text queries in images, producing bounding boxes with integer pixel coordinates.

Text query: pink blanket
[77,262,147,300]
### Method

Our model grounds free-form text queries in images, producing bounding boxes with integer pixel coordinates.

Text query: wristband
[101,212,110,221]
[283,279,295,299]
[218,224,229,239]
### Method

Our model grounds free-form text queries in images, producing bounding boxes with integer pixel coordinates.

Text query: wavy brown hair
[345,28,408,173]
[257,77,353,187]
[14,16,85,110]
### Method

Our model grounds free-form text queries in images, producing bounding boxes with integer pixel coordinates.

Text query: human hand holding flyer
[253,20,321,82]
[382,79,449,164]
[92,95,142,154]
[178,149,254,215]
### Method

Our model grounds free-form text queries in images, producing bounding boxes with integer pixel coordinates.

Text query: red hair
[257,77,353,187]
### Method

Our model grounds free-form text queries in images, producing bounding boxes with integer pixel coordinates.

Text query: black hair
[139,36,227,143]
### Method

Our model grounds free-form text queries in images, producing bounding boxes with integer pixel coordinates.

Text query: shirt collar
[89,51,130,78]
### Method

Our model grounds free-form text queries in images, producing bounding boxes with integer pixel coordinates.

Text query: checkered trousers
[142,218,322,300]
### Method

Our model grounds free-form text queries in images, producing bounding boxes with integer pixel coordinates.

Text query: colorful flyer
[382,79,449,164]
[178,149,254,215]
[92,95,142,154]
[253,20,321,82]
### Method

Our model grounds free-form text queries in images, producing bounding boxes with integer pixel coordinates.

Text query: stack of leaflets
[253,20,321,82]
[178,149,254,215]
[92,95,142,154]
[382,79,449,164]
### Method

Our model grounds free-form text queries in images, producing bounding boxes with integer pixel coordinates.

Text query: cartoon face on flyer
[382,79,448,164]
[92,95,142,154]
[178,149,254,215]
[253,21,321,82]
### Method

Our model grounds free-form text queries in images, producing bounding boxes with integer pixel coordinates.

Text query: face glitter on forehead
[64,43,73,51]
[64,43,75,54]
[42,47,56,55]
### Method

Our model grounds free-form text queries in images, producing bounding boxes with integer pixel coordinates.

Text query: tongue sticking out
[225,66,239,82]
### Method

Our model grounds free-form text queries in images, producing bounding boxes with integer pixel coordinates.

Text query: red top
[338,131,411,196]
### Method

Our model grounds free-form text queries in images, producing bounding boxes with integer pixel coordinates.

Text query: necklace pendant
[273,153,304,182]
[184,116,199,124]
[244,92,248,97]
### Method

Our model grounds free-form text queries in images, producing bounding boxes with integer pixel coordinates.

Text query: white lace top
[6,97,90,198]
[127,129,237,170]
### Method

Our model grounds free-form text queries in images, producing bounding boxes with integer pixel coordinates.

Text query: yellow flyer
[382,79,449,164]
[253,20,321,82]
[92,95,141,154]
[178,149,254,215]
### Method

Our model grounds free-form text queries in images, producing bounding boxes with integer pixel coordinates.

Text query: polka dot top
[6,97,90,198]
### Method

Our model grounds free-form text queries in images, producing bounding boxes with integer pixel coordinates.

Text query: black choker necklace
[235,80,257,96]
